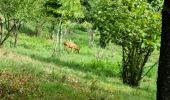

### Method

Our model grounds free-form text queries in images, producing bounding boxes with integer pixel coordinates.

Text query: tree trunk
[157,1,170,100]
[50,20,55,39]
[13,20,21,48]
[59,22,63,52]
[64,25,67,37]
[88,27,94,47]
[54,17,62,54]
[0,16,15,46]
[122,45,152,87]
[0,17,3,42]
[99,32,108,48]
[35,21,42,37]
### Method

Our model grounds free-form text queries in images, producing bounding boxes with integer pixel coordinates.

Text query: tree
[89,0,161,86]
[45,0,84,54]
[0,0,44,47]
[0,0,23,46]
[31,0,45,37]
[157,0,170,100]
[117,1,161,86]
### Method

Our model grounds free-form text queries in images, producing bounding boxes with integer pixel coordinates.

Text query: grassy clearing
[0,30,158,99]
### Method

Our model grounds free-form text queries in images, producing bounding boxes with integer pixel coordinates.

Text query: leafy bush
[90,0,161,86]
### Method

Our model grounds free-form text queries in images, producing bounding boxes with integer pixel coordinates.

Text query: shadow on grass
[27,53,119,78]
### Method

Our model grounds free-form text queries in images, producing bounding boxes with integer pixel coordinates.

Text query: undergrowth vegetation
[0,71,41,99]
[0,28,158,99]
[0,0,162,99]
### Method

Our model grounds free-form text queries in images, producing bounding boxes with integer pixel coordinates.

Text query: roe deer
[64,41,80,53]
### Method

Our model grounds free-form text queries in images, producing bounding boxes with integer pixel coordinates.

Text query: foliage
[0,0,162,99]
[89,0,161,86]
[45,0,85,54]
[115,0,161,86]
[45,0,84,20]
[0,0,45,46]
[147,0,163,11]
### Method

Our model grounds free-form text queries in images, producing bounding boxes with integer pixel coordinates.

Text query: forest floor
[0,32,158,100]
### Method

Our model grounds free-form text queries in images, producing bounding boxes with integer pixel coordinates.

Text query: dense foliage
[88,0,161,86]
[0,0,162,87]
[0,0,44,46]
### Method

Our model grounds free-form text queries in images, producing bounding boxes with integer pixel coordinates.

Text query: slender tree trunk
[13,20,21,48]
[59,23,63,52]
[88,27,94,47]
[64,25,67,37]
[157,1,170,100]
[0,17,3,42]
[54,25,59,52]
[54,17,62,53]
[50,20,55,39]
[35,21,42,37]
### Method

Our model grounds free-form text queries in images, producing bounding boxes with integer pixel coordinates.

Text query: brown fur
[64,41,80,53]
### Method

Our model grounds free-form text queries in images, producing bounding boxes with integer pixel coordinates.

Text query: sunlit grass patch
[0,29,159,99]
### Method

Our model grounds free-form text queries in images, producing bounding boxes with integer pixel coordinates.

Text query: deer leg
[64,46,69,54]
[71,48,73,53]
[74,48,77,53]
[67,48,70,54]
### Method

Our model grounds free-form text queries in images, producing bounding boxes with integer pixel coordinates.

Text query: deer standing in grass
[64,41,80,53]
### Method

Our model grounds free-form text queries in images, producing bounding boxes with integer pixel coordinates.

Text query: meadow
[0,24,159,100]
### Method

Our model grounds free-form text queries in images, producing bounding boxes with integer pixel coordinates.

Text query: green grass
[0,28,158,99]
